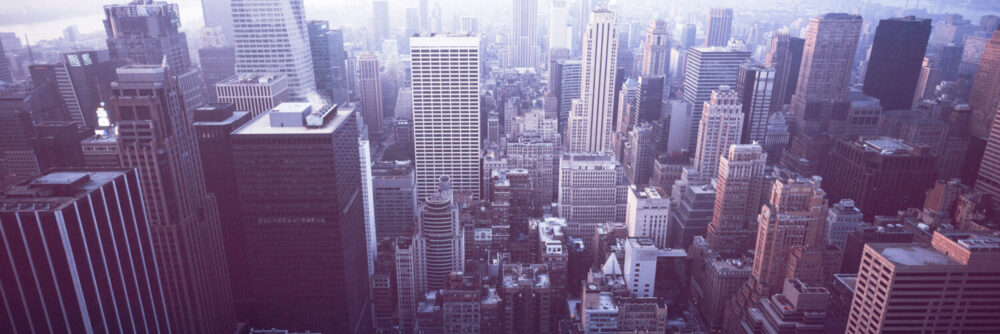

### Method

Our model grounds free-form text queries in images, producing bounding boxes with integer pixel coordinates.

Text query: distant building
[231,0,316,99]
[372,160,417,239]
[626,186,671,248]
[558,152,628,224]
[706,144,767,256]
[682,47,751,152]
[825,199,865,249]
[216,73,290,117]
[735,63,775,144]
[705,8,734,47]
[862,17,932,111]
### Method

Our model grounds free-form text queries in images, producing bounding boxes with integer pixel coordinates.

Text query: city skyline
[2,0,1000,333]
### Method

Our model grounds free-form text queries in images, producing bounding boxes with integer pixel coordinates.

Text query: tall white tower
[567,8,618,153]
[510,0,539,68]
[549,0,571,51]
[641,19,670,77]
[231,0,316,100]
[410,33,482,201]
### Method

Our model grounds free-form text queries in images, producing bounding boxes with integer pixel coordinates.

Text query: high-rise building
[558,152,628,224]
[765,33,804,113]
[231,103,368,333]
[913,57,941,106]
[735,63,775,144]
[742,279,830,332]
[109,64,235,333]
[198,41,236,103]
[0,38,11,82]
[567,9,618,153]
[0,169,171,333]
[549,0,571,51]
[372,0,390,49]
[501,264,555,333]
[626,186,670,248]
[969,29,1000,138]
[783,13,862,176]
[667,182,715,249]
[824,199,864,249]
[215,73,290,118]
[705,8,734,47]
[507,138,558,206]
[692,86,744,181]
[103,1,190,72]
[624,238,659,298]
[358,53,384,135]
[201,0,234,44]
[706,144,767,256]
[509,0,539,68]
[633,76,665,126]
[862,17,932,111]
[372,160,417,239]
[191,103,253,318]
[846,231,1000,332]
[308,20,348,104]
[552,59,581,134]
[410,33,481,200]
[823,137,936,219]
[641,19,669,77]
[413,176,465,293]
[231,0,316,99]
[681,47,751,152]
[623,122,659,186]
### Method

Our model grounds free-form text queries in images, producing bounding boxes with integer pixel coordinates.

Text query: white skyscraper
[549,0,571,51]
[231,0,316,100]
[624,238,659,298]
[410,33,482,200]
[626,186,671,248]
[509,0,539,68]
[568,8,618,153]
[693,86,744,181]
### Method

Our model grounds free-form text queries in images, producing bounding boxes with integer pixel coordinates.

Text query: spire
[24,34,34,64]
[601,254,622,276]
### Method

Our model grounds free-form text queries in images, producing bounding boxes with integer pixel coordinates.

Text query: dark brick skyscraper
[822,137,937,219]
[232,103,369,333]
[110,64,235,333]
[863,16,932,111]
[1,169,170,333]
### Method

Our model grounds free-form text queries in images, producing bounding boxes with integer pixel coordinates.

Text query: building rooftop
[872,244,958,267]
[858,137,914,155]
[218,73,286,85]
[0,170,129,211]
[233,103,353,135]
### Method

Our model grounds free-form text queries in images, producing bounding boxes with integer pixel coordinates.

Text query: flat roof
[872,244,958,267]
[217,73,285,85]
[232,105,353,136]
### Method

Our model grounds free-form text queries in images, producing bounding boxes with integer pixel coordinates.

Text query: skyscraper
[413,176,464,293]
[549,0,571,51]
[410,33,481,200]
[641,19,669,77]
[372,0,390,49]
[558,152,627,224]
[862,17,932,111]
[735,63,775,144]
[373,161,417,239]
[706,144,767,256]
[198,30,236,103]
[568,9,618,153]
[552,59,582,134]
[0,169,171,333]
[823,137,937,219]
[765,33,804,113]
[624,238,659,298]
[308,20,348,104]
[824,199,864,249]
[783,13,862,175]
[231,103,369,333]
[109,64,235,333]
[192,103,253,318]
[358,53,384,136]
[509,0,539,68]
[103,1,190,72]
[0,39,11,82]
[232,0,316,99]
[201,0,234,43]
[969,28,1000,138]
[705,8,734,47]
[215,73,290,117]
[682,47,752,152]
[847,231,1000,332]
[692,86,744,181]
